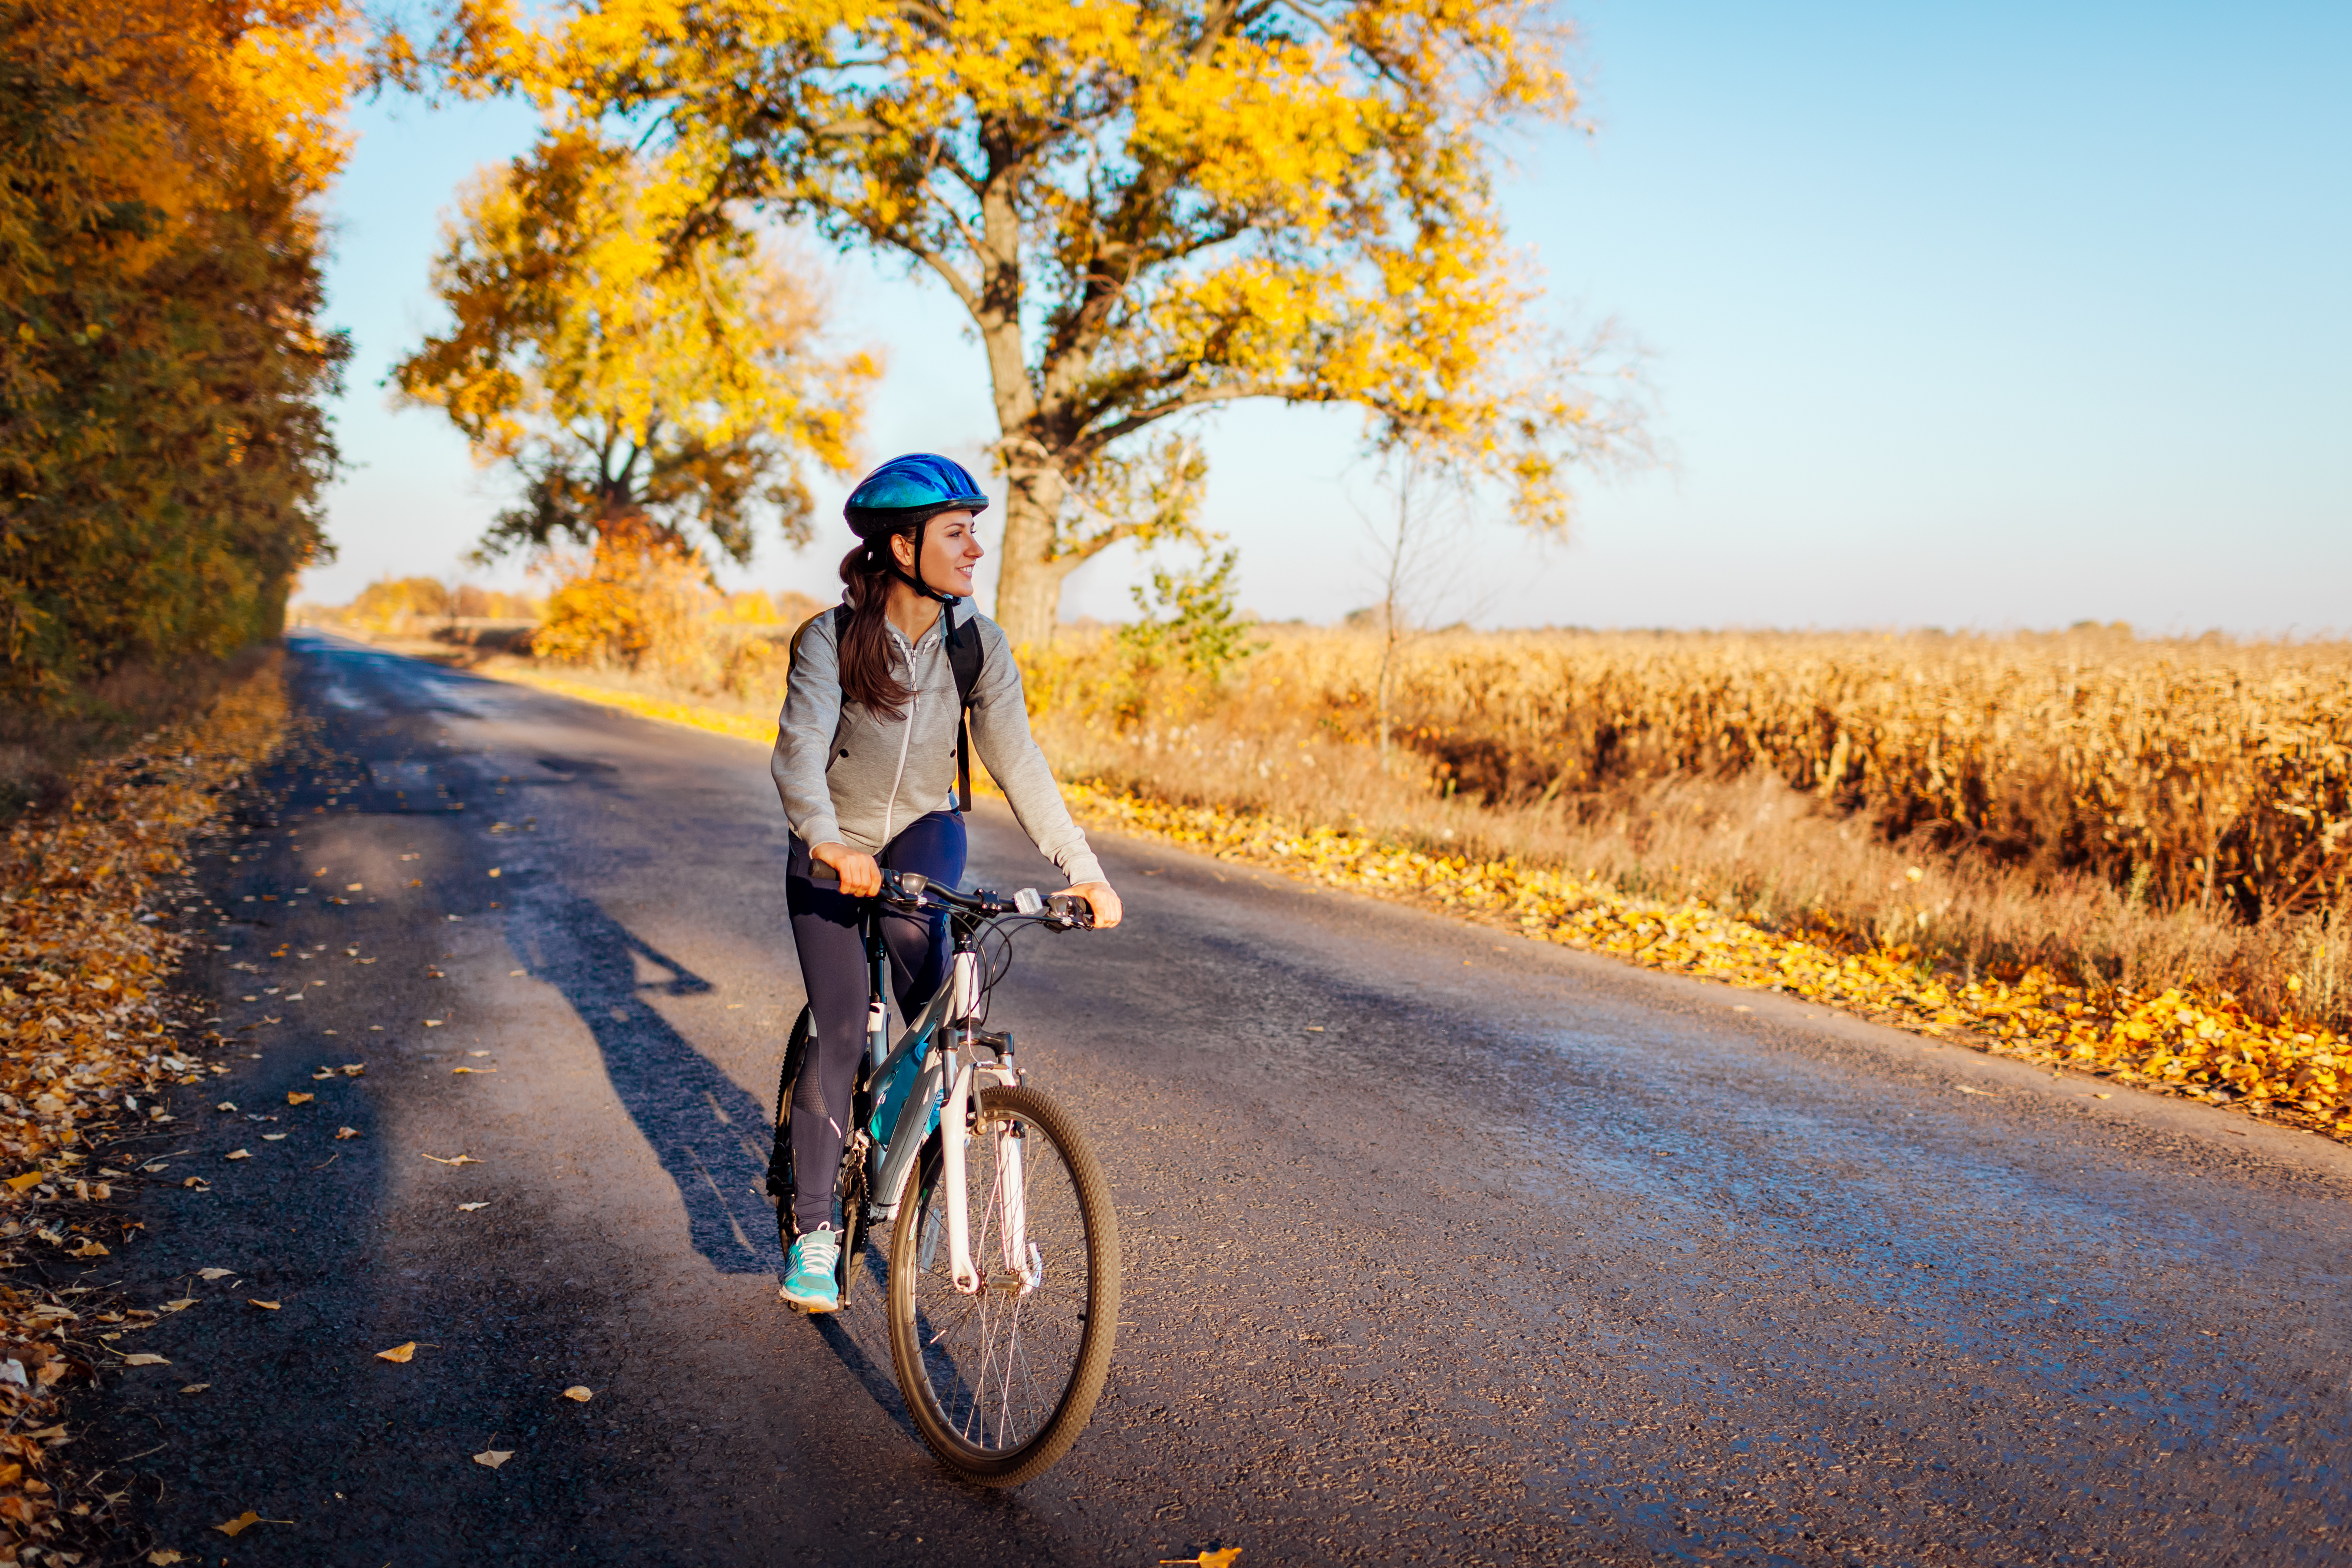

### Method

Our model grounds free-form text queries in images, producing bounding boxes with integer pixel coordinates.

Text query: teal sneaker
[780,1226,841,1313]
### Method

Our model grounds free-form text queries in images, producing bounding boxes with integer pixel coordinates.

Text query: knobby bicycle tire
[886,1084,1120,1487]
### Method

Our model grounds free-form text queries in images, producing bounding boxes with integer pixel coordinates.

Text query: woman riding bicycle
[770,452,1122,1313]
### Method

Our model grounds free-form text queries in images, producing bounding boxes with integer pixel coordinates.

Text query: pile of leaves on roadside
[0,655,291,1562]
[1061,782,2352,1142]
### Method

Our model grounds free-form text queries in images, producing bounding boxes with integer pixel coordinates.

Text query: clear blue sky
[303,0,2352,634]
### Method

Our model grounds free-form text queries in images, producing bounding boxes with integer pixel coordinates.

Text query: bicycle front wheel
[886,1083,1120,1487]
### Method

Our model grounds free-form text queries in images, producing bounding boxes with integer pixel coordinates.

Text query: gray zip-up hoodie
[770,601,1105,886]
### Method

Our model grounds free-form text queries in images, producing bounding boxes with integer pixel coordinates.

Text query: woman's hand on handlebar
[811,840,882,897]
[1064,880,1122,929]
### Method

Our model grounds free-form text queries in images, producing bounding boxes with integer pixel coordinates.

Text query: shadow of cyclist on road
[506,883,785,1275]
[505,881,931,1441]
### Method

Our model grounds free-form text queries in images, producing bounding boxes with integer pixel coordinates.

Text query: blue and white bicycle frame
[832,872,1077,1295]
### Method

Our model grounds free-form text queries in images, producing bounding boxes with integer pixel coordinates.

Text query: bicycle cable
[961,912,1066,1033]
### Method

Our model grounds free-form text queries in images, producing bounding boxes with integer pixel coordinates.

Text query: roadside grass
[0,648,278,824]
[0,653,293,1553]
[464,661,2351,1149]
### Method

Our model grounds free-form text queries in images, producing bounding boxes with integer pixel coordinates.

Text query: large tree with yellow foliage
[393,131,876,568]
[422,0,1623,646]
[0,0,356,706]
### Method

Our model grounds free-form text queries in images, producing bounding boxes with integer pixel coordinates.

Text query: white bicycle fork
[939,951,1039,1295]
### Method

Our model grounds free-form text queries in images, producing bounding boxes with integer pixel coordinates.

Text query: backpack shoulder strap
[783,604,850,680]
[784,606,855,765]
[945,601,982,709]
[944,602,986,813]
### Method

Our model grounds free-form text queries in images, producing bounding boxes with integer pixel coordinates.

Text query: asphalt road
[73,632,2352,1566]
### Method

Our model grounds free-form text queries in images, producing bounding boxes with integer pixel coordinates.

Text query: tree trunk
[991,458,1072,649]
[1376,626,1397,760]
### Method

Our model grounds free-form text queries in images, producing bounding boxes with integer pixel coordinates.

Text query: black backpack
[794,601,985,813]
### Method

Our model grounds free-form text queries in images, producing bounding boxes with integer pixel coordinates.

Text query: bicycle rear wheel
[886,1083,1119,1486]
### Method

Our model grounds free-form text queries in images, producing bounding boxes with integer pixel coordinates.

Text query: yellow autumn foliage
[428,0,1631,645]
[2,0,360,703]
[394,128,874,568]
[528,527,798,699]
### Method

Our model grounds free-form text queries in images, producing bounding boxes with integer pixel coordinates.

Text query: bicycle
[768,867,1121,1487]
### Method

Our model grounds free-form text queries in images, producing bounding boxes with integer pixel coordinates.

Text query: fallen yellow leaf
[286,1092,313,1106]
[457,1201,490,1212]
[249,1299,280,1311]
[335,1126,360,1139]
[474,1449,514,1469]
[7,1171,42,1193]
[1160,1553,1242,1568]
[562,1386,593,1402]
[161,1298,197,1312]
[375,1342,416,1363]
[197,1267,232,1280]
[424,1019,444,1027]
[120,1353,169,1366]
[149,1549,186,1564]
[225,1149,250,1160]
[421,1153,481,1166]
[452,1066,497,1074]
[215,1511,260,1537]
[179,1383,209,1393]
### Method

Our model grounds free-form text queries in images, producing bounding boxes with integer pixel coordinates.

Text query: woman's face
[895,510,983,598]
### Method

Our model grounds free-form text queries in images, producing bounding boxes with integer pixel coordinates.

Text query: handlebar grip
[804,860,932,903]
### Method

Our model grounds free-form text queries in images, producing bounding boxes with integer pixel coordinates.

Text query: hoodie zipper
[879,630,919,843]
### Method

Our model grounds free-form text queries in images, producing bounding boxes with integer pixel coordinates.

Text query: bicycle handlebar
[804,862,1095,930]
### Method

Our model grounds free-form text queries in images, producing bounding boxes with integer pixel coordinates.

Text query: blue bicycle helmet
[843,453,989,536]
[843,453,989,604]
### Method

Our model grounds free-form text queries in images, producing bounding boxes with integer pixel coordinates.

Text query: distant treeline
[0,2,354,712]
[297,577,541,632]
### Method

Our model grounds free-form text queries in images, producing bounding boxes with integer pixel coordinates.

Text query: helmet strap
[887,514,959,607]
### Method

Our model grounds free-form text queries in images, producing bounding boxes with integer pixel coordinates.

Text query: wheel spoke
[889,1085,1118,1483]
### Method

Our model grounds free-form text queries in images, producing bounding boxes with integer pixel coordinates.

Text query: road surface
[77,633,2352,1565]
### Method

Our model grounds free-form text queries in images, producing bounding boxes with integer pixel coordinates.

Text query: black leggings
[783,812,966,1235]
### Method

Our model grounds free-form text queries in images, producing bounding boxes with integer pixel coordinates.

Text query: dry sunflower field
[1025,625,2352,1031]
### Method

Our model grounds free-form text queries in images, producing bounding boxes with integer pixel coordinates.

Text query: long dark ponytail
[836,528,918,719]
